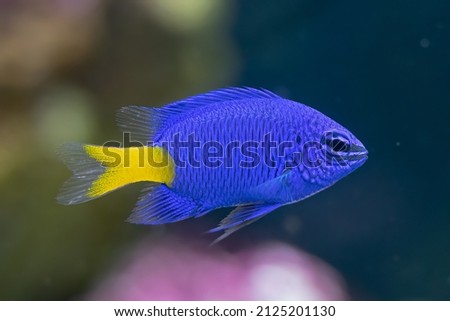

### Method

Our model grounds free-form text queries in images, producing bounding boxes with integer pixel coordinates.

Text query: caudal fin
[56,143,105,205]
[57,143,175,205]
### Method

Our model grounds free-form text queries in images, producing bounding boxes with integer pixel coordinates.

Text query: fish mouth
[347,145,368,161]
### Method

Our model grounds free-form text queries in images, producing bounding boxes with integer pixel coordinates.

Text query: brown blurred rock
[0,0,105,88]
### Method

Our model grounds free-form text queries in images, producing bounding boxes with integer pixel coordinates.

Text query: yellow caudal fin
[57,143,175,205]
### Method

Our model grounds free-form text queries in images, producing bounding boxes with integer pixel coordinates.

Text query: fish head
[318,127,368,175]
[293,109,368,198]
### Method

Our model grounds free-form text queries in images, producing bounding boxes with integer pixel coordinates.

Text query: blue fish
[58,87,367,242]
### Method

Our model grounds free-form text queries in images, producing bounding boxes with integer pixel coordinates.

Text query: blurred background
[1,0,449,300]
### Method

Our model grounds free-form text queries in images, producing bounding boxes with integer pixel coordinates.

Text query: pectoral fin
[247,169,295,203]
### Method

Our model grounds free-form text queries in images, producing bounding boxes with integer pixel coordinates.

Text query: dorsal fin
[117,87,281,143]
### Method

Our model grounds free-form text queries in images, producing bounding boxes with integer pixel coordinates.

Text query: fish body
[58,88,367,242]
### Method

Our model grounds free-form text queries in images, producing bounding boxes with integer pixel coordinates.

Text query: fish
[57,87,368,243]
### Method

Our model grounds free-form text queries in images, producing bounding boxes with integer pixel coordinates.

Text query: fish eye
[322,131,350,154]
[330,138,350,153]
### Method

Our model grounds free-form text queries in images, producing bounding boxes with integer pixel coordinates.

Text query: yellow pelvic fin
[84,145,175,198]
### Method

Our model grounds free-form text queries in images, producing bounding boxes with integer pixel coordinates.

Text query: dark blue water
[232,0,450,300]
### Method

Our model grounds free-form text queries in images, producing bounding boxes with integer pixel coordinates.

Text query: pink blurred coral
[88,238,348,300]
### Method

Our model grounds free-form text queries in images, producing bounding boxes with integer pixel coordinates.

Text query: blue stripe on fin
[117,87,281,143]
[209,203,281,245]
[127,184,209,225]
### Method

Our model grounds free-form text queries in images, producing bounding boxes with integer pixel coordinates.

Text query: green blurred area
[0,0,237,300]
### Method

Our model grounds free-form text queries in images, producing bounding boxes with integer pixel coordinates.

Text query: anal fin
[127,184,209,225]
